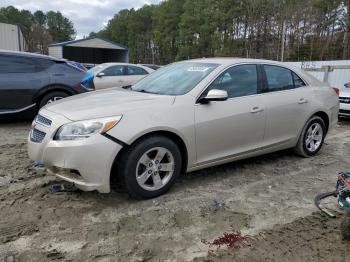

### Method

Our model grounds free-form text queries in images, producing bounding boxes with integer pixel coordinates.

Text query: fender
[32,84,78,104]
[127,126,190,150]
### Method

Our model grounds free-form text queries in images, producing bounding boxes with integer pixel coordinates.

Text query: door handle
[298,98,308,104]
[250,107,264,114]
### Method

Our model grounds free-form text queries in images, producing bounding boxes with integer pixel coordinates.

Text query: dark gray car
[0,50,89,118]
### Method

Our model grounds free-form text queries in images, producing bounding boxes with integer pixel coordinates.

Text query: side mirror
[345,82,350,88]
[96,72,105,78]
[198,89,228,104]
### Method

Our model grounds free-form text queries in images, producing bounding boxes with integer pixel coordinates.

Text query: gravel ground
[0,120,350,261]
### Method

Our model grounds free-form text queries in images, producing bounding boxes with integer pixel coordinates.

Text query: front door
[93,65,127,89]
[195,64,266,165]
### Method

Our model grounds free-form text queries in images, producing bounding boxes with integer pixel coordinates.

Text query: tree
[96,0,349,63]
[0,6,77,53]
[153,0,186,64]
[46,11,76,42]
[343,0,350,59]
[34,10,47,27]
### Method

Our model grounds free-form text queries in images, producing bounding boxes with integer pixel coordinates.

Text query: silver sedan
[28,58,339,199]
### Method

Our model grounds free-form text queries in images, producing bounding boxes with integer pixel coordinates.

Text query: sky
[0,0,162,38]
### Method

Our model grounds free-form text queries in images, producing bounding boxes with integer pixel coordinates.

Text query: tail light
[333,87,340,96]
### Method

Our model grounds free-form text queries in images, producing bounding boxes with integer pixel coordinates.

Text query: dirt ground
[0,120,350,262]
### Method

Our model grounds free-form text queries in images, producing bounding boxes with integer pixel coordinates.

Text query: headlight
[54,116,122,141]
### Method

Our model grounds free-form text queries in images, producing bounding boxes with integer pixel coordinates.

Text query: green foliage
[46,11,76,42]
[0,6,76,53]
[98,0,349,63]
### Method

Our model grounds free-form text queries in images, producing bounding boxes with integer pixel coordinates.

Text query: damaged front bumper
[27,109,123,193]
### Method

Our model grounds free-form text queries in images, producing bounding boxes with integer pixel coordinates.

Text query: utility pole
[281,20,286,62]
[343,0,350,59]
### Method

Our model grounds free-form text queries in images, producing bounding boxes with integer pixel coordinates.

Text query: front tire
[294,116,326,157]
[118,136,182,199]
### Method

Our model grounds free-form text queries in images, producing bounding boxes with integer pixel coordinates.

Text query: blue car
[0,51,90,118]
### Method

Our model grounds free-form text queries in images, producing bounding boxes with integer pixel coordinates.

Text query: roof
[187,57,280,65]
[0,50,65,61]
[49,36,128,50]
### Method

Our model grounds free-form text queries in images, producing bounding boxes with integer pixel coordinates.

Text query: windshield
[88,64,108,74]
[132,62,219,95]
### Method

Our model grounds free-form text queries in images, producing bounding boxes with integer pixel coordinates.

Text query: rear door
[0,55,45,112]
[93,65,127,89]
[195,64,266,164]
[261,64,312,147]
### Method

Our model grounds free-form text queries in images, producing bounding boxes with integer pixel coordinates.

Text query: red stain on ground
[203,232,250,249]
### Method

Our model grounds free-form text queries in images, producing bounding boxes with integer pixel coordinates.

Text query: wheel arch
[110,130,189,188]
[313,111,330,133]
[33,84,76,109]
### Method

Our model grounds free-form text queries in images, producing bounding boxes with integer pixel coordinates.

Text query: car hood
[44,88,175,121]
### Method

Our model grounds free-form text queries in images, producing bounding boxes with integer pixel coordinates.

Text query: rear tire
[118,136,182,199]
[39,91,69,108]
[294,116,326,157]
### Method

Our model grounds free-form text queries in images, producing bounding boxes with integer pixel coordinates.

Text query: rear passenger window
[264,65,306,92]
[264,65,294,92]
[37,59,54,70]
[293,72,306,88]
[127,66,148,75]
[206,64,258,98]
[103,65,125,76]
[0,55,36,73]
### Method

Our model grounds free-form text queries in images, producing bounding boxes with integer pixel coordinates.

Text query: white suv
[339,82,350,117]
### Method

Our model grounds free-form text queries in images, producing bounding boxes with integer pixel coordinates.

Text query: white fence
[285,60,350,88]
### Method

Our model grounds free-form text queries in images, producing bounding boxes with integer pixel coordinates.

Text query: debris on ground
[49,183,77,193]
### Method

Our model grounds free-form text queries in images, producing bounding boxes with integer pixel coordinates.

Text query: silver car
[86,63,154,90]
[28,58,339,199]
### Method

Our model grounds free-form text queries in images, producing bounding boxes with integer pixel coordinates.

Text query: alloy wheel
[305,123,323,152]
[47,96,63,104]
[136,147,175,191]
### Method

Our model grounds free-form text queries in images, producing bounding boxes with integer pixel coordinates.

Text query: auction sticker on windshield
[187,67,210,72]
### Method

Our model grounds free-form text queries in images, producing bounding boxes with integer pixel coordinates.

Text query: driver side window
[206,64,258,99]
[102,65,125,76]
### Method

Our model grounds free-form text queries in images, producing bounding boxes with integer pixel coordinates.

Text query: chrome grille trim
[339,97,350,104]
[30,128,46,143]
[35,114,52,127]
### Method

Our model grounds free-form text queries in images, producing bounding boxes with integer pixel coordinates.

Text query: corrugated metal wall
[0,22,27,51]
[285,60,350,88]
[48,46,63,59]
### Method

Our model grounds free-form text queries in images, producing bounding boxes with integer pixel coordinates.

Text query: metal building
[285,60,350,88]
[0,22,27,51]
[48,36,129,66]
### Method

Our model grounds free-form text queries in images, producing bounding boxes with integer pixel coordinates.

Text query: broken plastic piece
[49,183,77,193]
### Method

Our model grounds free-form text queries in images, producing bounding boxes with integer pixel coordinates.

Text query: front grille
[30,128,46,143]
[35,114,52,127]
[339,109,350,115]
[339,97,350,104]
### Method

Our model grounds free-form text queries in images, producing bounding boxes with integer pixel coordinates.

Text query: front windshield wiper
[133,89,160,94]
[122,85,132,90]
